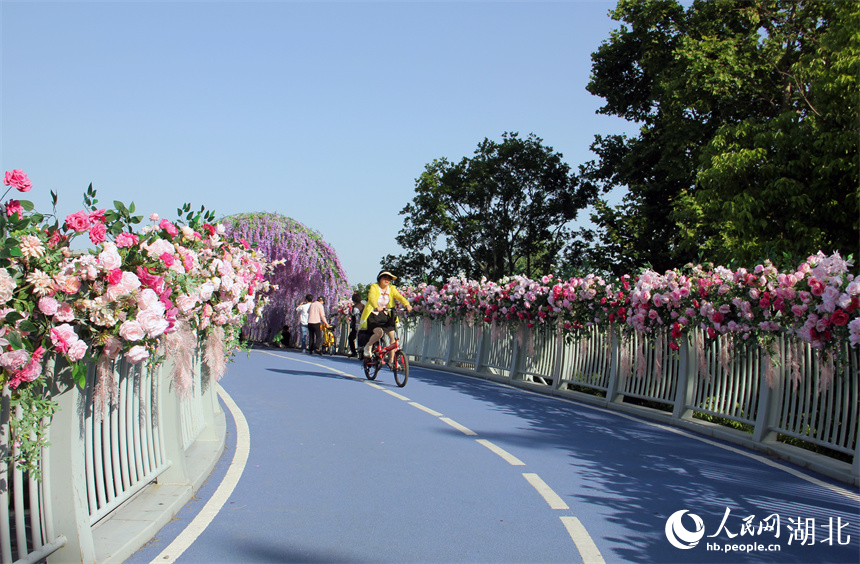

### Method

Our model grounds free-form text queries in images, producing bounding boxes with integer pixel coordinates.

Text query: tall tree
[577,0,859,274]
[384,133,585,283]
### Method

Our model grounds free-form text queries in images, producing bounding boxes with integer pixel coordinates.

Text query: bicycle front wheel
[392,350,408,387]
[363,357,379,380]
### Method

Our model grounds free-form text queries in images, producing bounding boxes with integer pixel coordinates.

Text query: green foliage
[7,373,60,480]
[387,132,586,282]
[577,0,859,274]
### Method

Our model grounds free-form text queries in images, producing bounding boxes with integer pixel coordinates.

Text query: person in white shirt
[295,294,312,351]
[347,292,364,358]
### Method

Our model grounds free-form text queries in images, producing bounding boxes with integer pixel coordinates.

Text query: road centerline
[476,439,525,466]
[523,473,569,509]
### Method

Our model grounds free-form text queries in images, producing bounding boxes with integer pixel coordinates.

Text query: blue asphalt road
[126,348,860,563]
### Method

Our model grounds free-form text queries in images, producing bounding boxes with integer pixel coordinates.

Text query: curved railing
[0,346,224,563]
[393,317,859,486]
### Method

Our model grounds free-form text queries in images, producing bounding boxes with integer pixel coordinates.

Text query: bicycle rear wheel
[363,356,379,380]
[392,350,408,387]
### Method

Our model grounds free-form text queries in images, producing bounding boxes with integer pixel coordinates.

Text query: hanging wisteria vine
[222,212,350,345]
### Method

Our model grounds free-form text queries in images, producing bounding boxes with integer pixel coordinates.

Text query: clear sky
[1,0,636,288]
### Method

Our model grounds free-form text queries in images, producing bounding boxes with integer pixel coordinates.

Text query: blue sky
[1,0,636,287]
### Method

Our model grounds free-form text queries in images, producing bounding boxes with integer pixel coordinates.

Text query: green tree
[384,133,586,282]
[577,0,859,273]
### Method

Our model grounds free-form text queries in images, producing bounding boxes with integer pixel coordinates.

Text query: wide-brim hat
[377,269,397,281]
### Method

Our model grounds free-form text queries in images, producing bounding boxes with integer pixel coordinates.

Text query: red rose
[830,309,849,327]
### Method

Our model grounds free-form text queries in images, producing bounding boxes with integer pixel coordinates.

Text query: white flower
[0,269,16,304]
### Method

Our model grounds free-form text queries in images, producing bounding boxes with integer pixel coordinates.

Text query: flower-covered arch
[222,212,350,344]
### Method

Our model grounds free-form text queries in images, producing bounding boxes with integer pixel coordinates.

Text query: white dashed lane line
[561,516,606,564]
[439,417,478,436]
[259,351,602,563]
[523,473,569,510]
[476,439,525,466]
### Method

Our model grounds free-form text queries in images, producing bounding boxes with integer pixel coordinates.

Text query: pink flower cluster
[403,252,859,353]
[1,170,274,391]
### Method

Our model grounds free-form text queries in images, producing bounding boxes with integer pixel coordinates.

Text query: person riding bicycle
[359,269,412,366]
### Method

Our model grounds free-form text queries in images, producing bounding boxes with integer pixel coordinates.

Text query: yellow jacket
[359,283,410,330]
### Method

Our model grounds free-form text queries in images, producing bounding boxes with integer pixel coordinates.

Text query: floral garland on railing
[400,252,858,387]
[0,170,273,474]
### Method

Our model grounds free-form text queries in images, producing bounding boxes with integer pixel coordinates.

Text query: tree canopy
[383,132,586,283]
[576,0,859,274]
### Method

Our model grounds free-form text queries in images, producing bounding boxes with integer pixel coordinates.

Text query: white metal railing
[85,360,170,525]
[398,317,860,486]
[0,344,223,563]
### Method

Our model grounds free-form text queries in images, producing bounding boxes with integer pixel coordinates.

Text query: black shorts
[366,311,395,333]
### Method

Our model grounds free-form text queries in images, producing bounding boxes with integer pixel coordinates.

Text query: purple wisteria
[222,212,350,344]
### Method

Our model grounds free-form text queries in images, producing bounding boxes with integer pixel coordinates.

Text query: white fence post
[551,328,564,391]
[508,326,521,381]
[673,332,697,419]
[752,336,784,444]
[154,359,189,486]
[605,330,621,403]
[445,323,455,366]
[47,358,97,564]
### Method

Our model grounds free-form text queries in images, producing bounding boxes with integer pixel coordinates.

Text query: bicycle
[362,333,409,387]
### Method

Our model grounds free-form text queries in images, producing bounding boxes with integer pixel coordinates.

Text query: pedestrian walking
[307,296,329,355]
[295,294,312,351]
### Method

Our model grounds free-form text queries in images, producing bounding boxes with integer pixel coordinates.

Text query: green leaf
[7,331,23,349]
[114,201,128,213]
[18,320,38,333]
[18,200,35,211]
[72,362,87,388]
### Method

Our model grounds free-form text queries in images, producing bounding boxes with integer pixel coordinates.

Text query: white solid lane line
[523,473,569,510]
[149,386,250,564]
[476,439,525,466]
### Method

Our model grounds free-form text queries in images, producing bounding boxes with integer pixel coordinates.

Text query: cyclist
[359,269,412,366]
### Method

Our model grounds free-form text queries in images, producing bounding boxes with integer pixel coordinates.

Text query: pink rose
[88,209,106,223]
[160,252,175,267]
[119,319,145,342]
[175,294,198,314]
[125,345,149,364]
[89,222,107,244]
[0,349,30,370]
[107,268,123,285]
[98,245,122,270]
[137,288,160,311]
[38,296,59,316]
[5,199,23,219]
[50,323,79,354]
[64,211,91,232]
[115,232,139,248]
[120,271,141,293]
[67,339,87,362]
[4,169,32,192]
[159,219,178,236]
[136,308,169,338]
[53,302,75,322]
